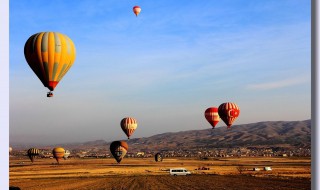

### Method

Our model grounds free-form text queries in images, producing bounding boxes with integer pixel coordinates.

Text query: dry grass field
[9,157,311,190]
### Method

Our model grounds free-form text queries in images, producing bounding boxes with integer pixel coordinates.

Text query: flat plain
[9,157,311,190]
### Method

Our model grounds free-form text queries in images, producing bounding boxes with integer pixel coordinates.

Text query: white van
[264,167,272,171]
[170,168,191,176]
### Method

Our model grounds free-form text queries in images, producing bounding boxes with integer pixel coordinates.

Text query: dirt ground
[10,157,311,190]
[10,175,311,190]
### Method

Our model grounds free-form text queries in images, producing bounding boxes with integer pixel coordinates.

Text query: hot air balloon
[9,147,12,153]
[27,148,40,163]
[63,150,70,160]
[204,107,220,129]
[52,147,65,164]
[133,6,141,17]
[110,141,128,164]
[24,32,76,97]
[218,102,240,129]
[155,153,163,162]
[120,117,138,139]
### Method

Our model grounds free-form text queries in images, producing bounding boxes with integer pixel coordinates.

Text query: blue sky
[9,0,311,145]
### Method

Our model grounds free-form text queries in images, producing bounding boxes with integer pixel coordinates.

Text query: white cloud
[246,75,310,90]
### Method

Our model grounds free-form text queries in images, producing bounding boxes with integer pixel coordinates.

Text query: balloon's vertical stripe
[41,33,49,83]
[54,32,61,53]
[56,33,67,81]
[36,32,47,86]
[52,63,59,81]
[52,32,61,81]
[48,32,55,81]
[57,64,68,81]
[41,32,48,52]
[43,62,49,85]
[31,34,39,53]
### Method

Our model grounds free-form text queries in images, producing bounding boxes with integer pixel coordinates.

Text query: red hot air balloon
[120,117,138,139]
[218,102,240,129]
[133,6,141,17]
[204,107,220,129]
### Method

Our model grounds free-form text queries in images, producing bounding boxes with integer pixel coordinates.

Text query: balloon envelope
[120,117,138,139]
[204,107,220,129]
[155,153,163,162]
[218,102,240,128]
[110,141,128,164]
[133,6,141,16]
[27,148,40,163]
[64,150,70,159]
[24,32,76,93]
[52,147,65,163]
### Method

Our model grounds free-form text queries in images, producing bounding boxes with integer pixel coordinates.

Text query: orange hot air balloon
[133,6,141,17]
[52,147,65,164]
[218,102,240,129]
[204,107,220,129]
[110,141,128,164]
[120,117,138,139]
[24,32,76,97]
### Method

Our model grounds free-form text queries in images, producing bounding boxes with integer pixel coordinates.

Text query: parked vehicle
[264,167,272,171]
[170,168,191,176]
[253,167,260,171]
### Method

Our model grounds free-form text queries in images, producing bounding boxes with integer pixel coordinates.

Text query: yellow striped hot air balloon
[24,32,76,97]
[120,117,138,139]
[52,147,65,164]
[27,148,40,163]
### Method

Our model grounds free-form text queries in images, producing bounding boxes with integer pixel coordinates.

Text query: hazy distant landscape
[10,119,311,151]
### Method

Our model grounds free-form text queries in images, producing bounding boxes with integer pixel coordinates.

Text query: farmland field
[9,157,311,190]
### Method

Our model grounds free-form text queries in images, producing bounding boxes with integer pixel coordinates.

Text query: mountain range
[34,119,311,151]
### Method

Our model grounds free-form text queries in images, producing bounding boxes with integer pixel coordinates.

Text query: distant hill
[126,119,311,151]
[12,120,311,151]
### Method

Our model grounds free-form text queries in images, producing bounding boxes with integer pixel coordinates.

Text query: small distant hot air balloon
[27,148,40,163]
[133,6,141,17]
[9,147,12,153]
[204,107,220,129]
[120,117,138,139]
[52,147,65,164]
[64,150,70,160]
[155,153,163,162]
[24,32,76,97]
[110,141,128,164]
[218,102,240,129]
